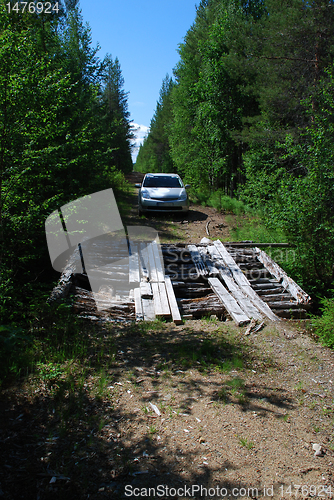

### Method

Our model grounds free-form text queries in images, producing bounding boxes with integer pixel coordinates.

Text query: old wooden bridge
[50,236,311,326]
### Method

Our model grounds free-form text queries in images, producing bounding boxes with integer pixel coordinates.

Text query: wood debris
[49,237,311,325]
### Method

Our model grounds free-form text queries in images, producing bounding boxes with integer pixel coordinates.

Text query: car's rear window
[143,175,182,188]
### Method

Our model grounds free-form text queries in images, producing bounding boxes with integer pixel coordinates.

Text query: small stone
[312,443,323,456]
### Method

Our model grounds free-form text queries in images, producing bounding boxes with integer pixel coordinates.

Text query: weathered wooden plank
[164,276,182,324]
[187,245,208,276]
[139,242,150,281]
[201,245,262,319]
[140,281,153,299]
[134,287,144,321]
[151,240,165,282]
[147,242,158,282]
[142,298,155,321]
[260,293,293,302]
[128,242,141,283]
[254,247,312,305]
[213,240,279,322]
[225,242,294,248]
[267,300,311,310]
[151,282,162,316]
[208,277,250,326]
[152,282,171,317]
[159,282,171,317]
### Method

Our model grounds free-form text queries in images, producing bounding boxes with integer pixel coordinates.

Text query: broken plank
[254,247,311,305]
[165,276,182,324]
[187,245,208,276]
[140,281,153,299]
[213,240,279,322]
[207,246,262,320]
[208,277,250,326]
[197,247,220,276]
[134,287,144,321]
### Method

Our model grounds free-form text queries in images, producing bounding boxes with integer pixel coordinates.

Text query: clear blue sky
[79,0,198,129]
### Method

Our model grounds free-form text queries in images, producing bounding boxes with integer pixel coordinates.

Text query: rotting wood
[274,309,308,319]
[164,276,182,325]
[72,286,135,321]
[50,236,311,324]
[197,247,220,277]
[48,247,81,302]
[178,294,227,318]
[208,277,250,326]
[205,245,262,320]
[213,240,279,322]
[254,247,311,305]
[187,245,208,276]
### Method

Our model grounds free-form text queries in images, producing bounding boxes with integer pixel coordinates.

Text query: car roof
[144,173,181,177]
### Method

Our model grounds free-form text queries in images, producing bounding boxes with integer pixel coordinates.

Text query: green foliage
[0,5,133,322]
[136,75,175,174]
[312,298,334,349]
[190,187,247,214]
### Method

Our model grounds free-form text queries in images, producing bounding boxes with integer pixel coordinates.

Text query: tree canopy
[0,3,133,320]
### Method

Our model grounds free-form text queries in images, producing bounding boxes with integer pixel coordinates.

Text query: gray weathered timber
[152,282,171,317]
[197,247,220,276]
[205,245,262,320]
[187,245,208,276]
[213,240,279,322]
[146,242,158,283]
[134,287,144,321]
[208,277,250,326]
[48,248,81,302]
[254,247,312,305]
[128,243,141,283]
[139,242,150,281]
[140,281,153,299]
[151,240,165,282]
[164,276,182,324]
[141,297,155,321]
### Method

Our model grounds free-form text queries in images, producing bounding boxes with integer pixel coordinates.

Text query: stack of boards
[51,237,311,325]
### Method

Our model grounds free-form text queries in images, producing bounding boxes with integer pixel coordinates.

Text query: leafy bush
[207,190,247,215]
[190,187,247,215]
[311,298,334,349]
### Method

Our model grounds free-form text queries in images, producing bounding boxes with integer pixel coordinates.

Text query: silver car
[136,173,190,216]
